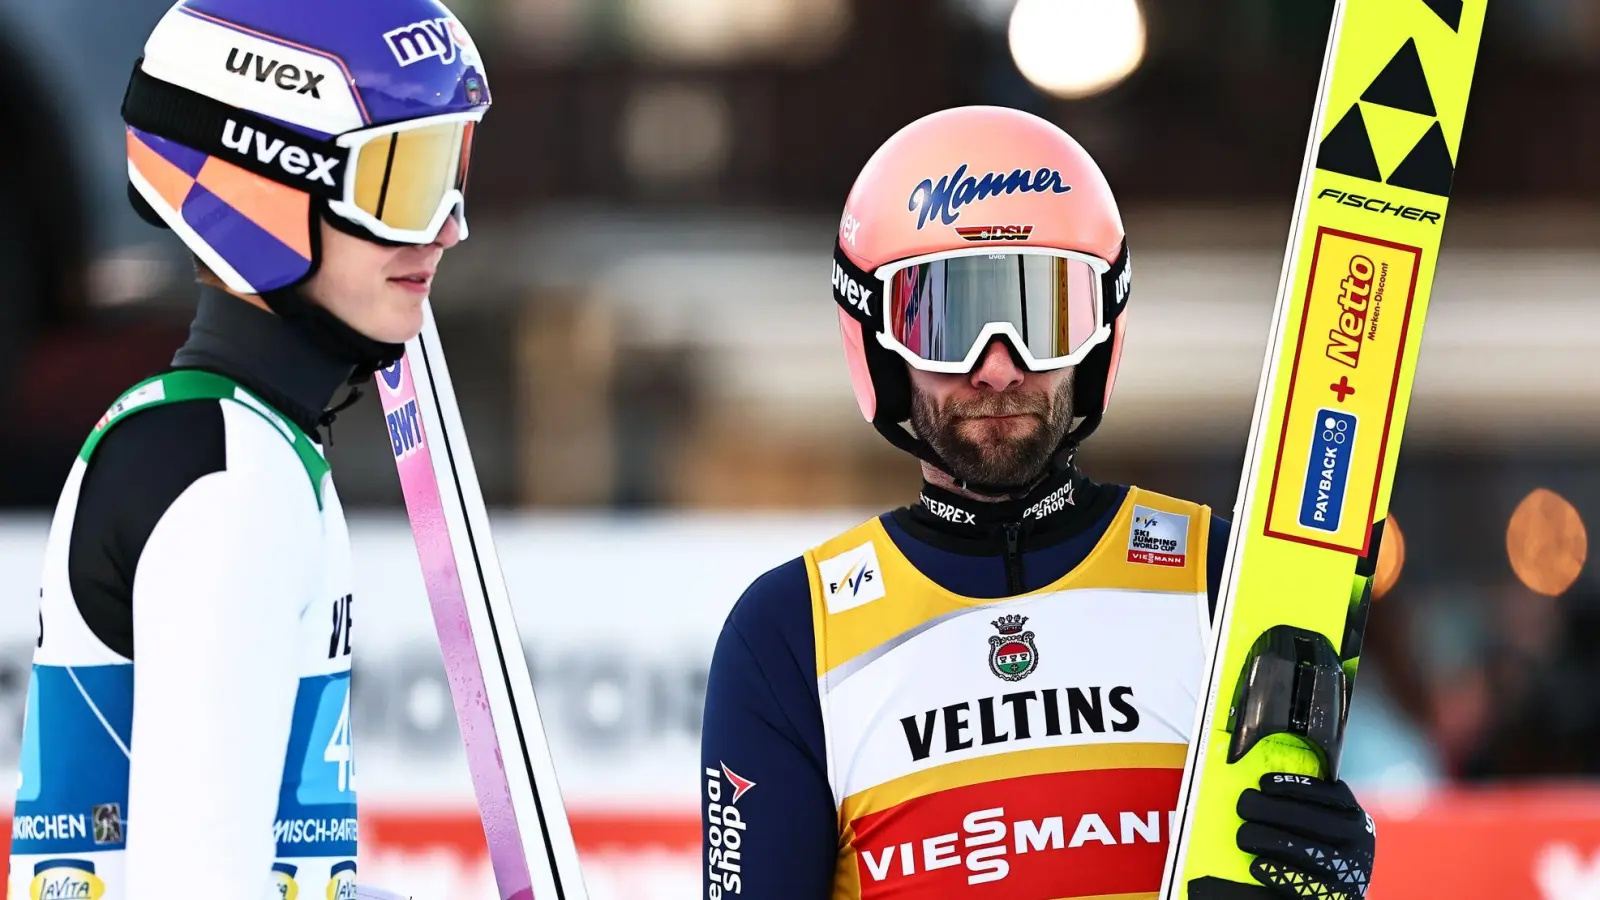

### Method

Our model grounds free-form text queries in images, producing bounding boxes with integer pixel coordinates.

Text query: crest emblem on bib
[988,614,1037,681]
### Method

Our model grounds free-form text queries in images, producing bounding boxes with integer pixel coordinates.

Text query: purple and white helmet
[122,0,491,294]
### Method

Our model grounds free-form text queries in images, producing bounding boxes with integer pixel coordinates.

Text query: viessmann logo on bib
[850,766,1183,897]
[1126,505,1189,567]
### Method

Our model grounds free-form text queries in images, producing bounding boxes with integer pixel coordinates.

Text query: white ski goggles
[327,110,483,245]
[121,63,484,246]
[872,246,1114,373]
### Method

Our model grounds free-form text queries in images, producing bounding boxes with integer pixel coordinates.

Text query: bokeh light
[1008,0,1147,100]
[1374,515,1406,599]
[1506,487,1588,596]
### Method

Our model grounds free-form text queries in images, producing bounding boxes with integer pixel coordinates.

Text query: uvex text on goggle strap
[832,241,1130,373]
[122,62,479,245]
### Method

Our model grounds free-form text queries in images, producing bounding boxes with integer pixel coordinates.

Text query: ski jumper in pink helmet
[831,105,1132,492]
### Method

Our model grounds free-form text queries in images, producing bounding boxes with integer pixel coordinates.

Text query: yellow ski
[1160,1,1487,896]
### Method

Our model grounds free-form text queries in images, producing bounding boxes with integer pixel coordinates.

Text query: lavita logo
[224,48,324,98]
[221,120,341,188]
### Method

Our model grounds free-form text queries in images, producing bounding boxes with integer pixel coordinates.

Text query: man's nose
[969,340,1025,392]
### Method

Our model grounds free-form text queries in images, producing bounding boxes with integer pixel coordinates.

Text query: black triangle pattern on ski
[1421,0,1463,32]
[1385,120,1455,197]
[1360,39,1437,117]
[1316,105,1382,182]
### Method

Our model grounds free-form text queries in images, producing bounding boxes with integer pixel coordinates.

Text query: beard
[911,373,1077,490]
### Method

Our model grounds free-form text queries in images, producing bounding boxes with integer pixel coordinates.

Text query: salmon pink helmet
[830,105,1132,473]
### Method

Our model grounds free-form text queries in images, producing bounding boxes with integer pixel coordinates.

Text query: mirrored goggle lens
[885,253,1101,366]
[350,120,476,232]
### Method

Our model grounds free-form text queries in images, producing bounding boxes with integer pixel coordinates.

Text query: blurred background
[1,0,1597,896]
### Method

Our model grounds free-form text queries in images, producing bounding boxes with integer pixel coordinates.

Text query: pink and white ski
[375,302,587,900]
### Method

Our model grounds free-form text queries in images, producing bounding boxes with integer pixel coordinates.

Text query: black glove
[1191,773,1375,899]
[1231,772,1375,899]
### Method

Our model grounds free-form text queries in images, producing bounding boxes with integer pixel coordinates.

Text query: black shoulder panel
[68,401,227,659]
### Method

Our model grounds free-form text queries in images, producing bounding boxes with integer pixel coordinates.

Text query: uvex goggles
[834,243,1126,373]
[122,63,480,244]
[329,113,478,242]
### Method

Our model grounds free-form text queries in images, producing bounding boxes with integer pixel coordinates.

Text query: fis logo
[224,48,324,98]
[705,763,755,899]
[220,120,341,189]
[384,17,475,67]
[818,542,886,613]
[386,399,424,460]
[832,562,875,597]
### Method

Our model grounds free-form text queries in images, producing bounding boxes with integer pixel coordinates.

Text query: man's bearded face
[911,370,1076,489]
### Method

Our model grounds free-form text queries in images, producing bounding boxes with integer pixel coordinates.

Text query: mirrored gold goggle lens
[351,121,474,232]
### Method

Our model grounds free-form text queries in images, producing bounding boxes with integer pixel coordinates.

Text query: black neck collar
[171,287,356,438]
[909,465,1103,540]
